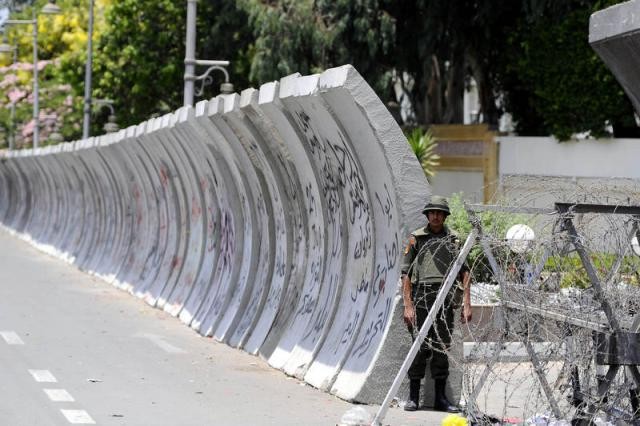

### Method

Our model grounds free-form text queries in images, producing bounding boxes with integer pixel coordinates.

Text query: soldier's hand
[404,304,416,329]
[461,302,472,324]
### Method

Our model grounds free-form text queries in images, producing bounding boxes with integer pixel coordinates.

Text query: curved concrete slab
[0,65,429,403]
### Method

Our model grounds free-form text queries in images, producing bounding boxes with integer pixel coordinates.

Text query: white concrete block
[0,65,430,405]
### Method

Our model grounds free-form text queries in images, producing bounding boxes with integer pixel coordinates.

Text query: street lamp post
[82,0,94,140]
[9,43,17,150]
[0,40,18,149]
[4,2,61,150]
[183,0,233,107]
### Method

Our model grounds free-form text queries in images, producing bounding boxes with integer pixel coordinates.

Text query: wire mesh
[404,183,640,425]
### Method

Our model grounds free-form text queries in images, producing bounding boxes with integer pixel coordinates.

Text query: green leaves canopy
[501,2,639,139]
[65,0,253,130]
[235,0,636,139]
[2,0,637,146]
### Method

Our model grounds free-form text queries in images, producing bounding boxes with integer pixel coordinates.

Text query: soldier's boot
[404,379,421,411]
[434,379,460,413]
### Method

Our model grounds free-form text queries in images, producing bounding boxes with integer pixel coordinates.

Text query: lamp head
[0,43,14,54]
[103,115,119,133]
[220,82,234,94]
[0,32,14,54]
[41,2,62,15]
[48,131,64,144]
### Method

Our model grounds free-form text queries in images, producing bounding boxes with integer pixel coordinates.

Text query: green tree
[3,0,636,144]
[500,0,639,139]
[389,1,520,126]
[0,0,88,147]
[86,0,252,129]
[239,0,637,139]
[239,0,397,99]
[237,1,523,126]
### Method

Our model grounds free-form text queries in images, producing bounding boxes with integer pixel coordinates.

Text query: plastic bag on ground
[339,406,373,426]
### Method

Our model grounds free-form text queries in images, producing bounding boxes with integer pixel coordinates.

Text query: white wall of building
[432,136,640,204]
[498,136,640,206]
[430,170,484,202]
[499,136,640,179]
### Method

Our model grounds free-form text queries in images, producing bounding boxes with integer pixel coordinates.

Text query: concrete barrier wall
[0,65,430,403]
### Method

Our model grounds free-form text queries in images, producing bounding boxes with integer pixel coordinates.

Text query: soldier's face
[427,210,446,231]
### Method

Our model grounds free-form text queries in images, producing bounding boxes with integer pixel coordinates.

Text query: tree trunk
[443,47,465,124]
[468,53,501,128]
[424,54,442,125]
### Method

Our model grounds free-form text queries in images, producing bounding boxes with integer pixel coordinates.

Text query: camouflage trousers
[407,286,455,381]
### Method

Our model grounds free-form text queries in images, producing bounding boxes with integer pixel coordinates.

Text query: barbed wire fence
[374,181,640,425]
[461,183,640,425]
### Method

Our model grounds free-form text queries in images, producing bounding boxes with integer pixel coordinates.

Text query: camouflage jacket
[401,225,467,286]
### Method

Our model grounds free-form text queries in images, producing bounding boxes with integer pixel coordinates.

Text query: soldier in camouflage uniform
[401,195,472,412]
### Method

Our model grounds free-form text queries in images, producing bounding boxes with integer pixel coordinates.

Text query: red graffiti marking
[159,167,169,188]
[378,279,386,294]
[200,177,207,190]
[170,256,182,270]
[191,196,202,219]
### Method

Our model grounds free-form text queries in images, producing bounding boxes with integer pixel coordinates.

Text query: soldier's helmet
[422,195,450,216]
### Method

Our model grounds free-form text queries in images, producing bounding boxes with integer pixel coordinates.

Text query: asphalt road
[0,228,452,426]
